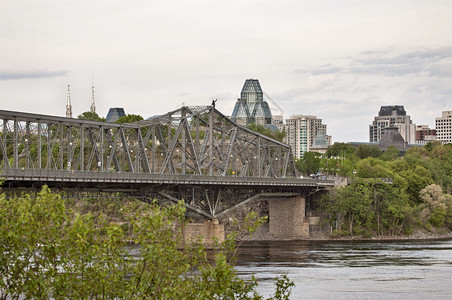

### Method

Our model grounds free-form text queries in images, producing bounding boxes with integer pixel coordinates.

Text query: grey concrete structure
[379,127,409,151]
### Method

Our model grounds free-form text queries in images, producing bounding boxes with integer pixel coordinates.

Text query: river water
[235,239,452,299]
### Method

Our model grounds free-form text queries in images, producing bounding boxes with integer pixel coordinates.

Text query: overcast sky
[1,0,451,142]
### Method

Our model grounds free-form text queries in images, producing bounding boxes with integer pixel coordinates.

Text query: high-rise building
[272,115,284,131]
[435,111,452,144]
[369,105,416,144]
[284,115,330,158]
[231,79,272,126]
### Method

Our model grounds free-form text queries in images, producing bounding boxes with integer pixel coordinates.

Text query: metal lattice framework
[0,106,332,219]
[0,106,296,177]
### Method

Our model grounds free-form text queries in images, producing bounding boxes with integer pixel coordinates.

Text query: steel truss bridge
[0,106,333,219]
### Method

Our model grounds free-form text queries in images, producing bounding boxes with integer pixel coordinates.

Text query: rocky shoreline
[234,219,452,242]
[305,231,452,242]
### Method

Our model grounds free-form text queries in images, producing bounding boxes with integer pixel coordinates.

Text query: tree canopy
[318,142,452,237]
[77,111,106,122]
[247,124,286,143]
[115,114,144,124]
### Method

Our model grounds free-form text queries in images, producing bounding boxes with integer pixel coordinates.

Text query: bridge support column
[180,219,225,249]
[269,196,309,239]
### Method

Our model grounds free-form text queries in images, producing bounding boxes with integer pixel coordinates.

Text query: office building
[272,115,284,132]
[415,125,437,145]
[435,111,452,144]
[369,105,416,144]
[285,115,330,158]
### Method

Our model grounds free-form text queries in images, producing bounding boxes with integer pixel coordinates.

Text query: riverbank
[234,218,452,242]
[307,230,452,242]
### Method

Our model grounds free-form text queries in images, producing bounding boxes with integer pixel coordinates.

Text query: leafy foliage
[318,142,452,237]
[115,114,144,124]
[419,184,452,228]
[325,142,356,158]
[0,187,293,299]
[247,124,286,143]
[77,111,106,122]
[295,152,321,176]
[355,144,382,159]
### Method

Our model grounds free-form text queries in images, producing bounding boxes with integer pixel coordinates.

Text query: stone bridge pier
[180,195,315,245]
[269,196,309,239]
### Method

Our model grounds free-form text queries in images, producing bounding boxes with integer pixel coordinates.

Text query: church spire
[66,84,72,118]
[90,84,96,113]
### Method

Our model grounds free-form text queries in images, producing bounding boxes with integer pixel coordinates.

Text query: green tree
[247,124,286,143]
[355,144,382,159]
[337,181,373,235]
[77,111,106,122]
[371,181,411,236]
[0,186,294,299]
[115,114,144,124]
[295,152,321,176]
[321,180,374,236]
[419,184,451,228]
[399,165,433,203]
[325,142,356,158]
[355,158,393,179]
[320,178,413,237]
[381,145,400,161]
[426,144,452,193]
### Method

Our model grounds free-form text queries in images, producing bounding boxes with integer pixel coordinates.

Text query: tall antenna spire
[90,83,96,113]
[66,84,73,118]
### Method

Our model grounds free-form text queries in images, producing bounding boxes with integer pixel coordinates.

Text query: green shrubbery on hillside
[297,142,452,237]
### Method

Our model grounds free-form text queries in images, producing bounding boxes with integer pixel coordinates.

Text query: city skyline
[1,1,451,142]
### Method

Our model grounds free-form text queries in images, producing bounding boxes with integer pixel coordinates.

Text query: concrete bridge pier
[269,196,309,239]
[180,219,225,249]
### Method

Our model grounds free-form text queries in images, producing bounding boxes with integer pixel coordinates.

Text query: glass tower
[106,107,126,122]
[231,79,272,126]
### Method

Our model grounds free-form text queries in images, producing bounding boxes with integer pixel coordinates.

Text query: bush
[429,207,446,227]
[0,186,293,299]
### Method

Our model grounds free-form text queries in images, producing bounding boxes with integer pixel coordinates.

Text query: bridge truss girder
[0,106,316,219]
[0,106,297,178]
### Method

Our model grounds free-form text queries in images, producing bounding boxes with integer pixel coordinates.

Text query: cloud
[296,47,452,78]
[0,69,70,80]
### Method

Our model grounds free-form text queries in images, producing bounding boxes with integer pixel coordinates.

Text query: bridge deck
[1,168,334,189]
